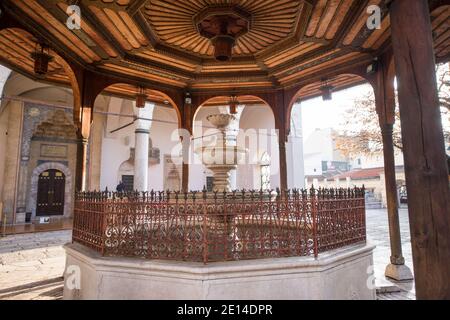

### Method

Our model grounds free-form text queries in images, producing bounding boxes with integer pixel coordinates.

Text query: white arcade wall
[99,99,306,192]
[99,97,179,191]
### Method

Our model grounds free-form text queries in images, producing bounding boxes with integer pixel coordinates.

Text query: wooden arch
[94,82,183,128]
[284,65,374,137]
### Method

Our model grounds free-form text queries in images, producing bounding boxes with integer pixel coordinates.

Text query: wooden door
[36,169,65,216]
[121,175,134,192]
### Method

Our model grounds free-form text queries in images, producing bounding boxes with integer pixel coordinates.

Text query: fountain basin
[206,113,236,129]
[196,145,247,166]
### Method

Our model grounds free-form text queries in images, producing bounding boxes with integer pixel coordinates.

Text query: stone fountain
[196,113,247,192]
[194,113,248,259]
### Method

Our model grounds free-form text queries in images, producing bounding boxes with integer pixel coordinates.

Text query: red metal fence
[73,188,366,263]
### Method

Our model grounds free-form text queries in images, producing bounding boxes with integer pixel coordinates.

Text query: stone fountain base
[63,242,375,300]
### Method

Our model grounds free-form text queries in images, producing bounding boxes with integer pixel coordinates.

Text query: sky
[298,83,373,140]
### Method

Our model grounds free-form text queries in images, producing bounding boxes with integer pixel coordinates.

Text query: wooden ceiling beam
[121,53,194,79]
[283,55,372,89]
[37,0,111,60]
[351,2,389,49]
[267,43,338,77]
[436,52,450,64]
[90,66,186,92]
[127,0,149,16]
[429,0,450,11]
[2,0,87,67]
[132,11,159,47]
[77,1,126,59]
[79,0,128,11]
[297,78,368,102]
[295,0,317,40]
[333,0,370,48]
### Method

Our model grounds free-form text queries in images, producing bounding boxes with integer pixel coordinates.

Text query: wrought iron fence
[73,187,366,264]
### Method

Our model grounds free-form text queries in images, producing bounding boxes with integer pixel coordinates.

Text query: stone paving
[0,209,415,300]
[0,230,71,300]
[366,208,416,300]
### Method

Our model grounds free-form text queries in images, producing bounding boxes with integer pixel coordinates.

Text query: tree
[335,64,450,157]
[438,64,450,116]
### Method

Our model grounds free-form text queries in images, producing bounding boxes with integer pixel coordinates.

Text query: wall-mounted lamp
[31,43,53,75]
[185,92,192,105]
[320,78,334,101]
[366,58,379,75]
[229,95,238,114]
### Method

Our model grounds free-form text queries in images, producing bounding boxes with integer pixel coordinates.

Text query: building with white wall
[303,128,349,177]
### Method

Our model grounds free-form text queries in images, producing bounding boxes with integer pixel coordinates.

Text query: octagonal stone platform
[63,243,376,300]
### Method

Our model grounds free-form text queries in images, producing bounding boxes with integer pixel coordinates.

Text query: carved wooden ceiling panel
[0,28,70,85]
[0,0,448,97]
[143,0,305,58]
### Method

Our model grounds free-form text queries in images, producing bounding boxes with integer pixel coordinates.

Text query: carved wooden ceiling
[0,0,449,100]
[144,0,305,58]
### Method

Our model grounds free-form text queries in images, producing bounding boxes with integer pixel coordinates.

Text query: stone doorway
[29,162,73,221]
[36,169,65,217]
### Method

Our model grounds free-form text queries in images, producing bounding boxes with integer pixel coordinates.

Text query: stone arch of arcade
[69,73,184,191]
[89,83,183,192]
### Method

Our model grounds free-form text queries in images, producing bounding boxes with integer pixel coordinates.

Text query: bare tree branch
[335,64,450,157]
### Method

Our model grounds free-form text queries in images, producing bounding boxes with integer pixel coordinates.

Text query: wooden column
[73,69,114,192]
[389,0,450,299]
[374,56,412,280]
[274,90,288,191]
[181,96,194,192]
[278,138,288,191]
[380,123,414,280]
[75,106,92,192]
[380,124,405,263]
[181,137,190,192]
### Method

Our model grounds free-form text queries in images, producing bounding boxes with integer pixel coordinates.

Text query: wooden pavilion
[0,0,448,299]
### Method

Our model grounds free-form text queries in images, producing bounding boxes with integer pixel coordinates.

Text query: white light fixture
[366,58,379,75]
[185,92,192,105]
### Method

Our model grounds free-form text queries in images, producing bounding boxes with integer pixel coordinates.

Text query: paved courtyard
[0,230,71,300]
[366,208,416,300]
[0,208,415,300]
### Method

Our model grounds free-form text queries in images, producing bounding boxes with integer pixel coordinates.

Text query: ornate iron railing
[72,187,366,264]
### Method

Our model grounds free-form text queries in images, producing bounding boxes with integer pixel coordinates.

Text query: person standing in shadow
[116,181,125,192]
